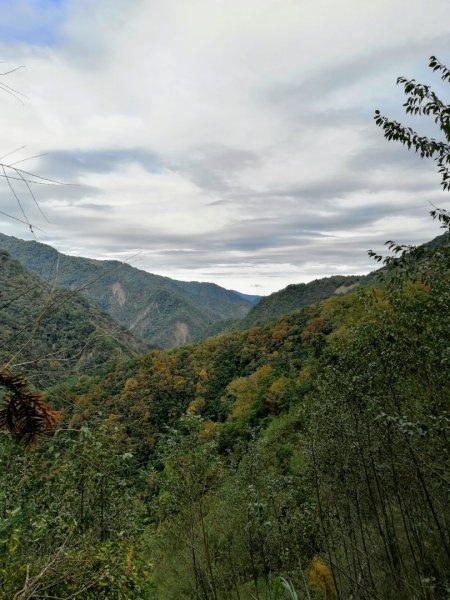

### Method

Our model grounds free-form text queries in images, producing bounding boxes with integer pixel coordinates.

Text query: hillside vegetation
[0,251,145,387]
[201,233,447,338]
[0,218,448,598]
[0,233,255,348]
[236,274,365,327]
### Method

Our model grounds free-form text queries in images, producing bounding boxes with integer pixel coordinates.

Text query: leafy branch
[374,56,450,190]
[0,369,59,445]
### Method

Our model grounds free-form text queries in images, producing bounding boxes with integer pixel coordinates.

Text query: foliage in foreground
[0,210,448,598]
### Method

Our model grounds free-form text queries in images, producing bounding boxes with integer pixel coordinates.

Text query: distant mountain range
[199,231,449,337]
[0,233,257,348]
[0,250,146,387]
[2,231,446,355]
[236,274,367,328]
[200,274,369,337]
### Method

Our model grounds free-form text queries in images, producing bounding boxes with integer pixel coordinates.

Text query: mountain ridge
[2,231,446,349]
[0,251,147,387]
[199,231,449,337]
[0,233,256,348]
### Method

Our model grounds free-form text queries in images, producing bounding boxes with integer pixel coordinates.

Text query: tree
[374,55,450,191]
[372,54,450,297]
[304,55,450,600]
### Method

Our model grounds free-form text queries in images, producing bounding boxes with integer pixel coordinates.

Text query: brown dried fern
[0,369,59,445]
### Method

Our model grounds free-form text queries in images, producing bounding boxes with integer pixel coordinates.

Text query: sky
[0,0,449,295]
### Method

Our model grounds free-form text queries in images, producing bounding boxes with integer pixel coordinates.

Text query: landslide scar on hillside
[112,281,126,306]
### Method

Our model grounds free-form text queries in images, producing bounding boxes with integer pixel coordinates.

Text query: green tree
[374,55,450,190]
[295,55,450,600]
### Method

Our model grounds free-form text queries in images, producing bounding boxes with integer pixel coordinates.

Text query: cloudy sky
[0,0,449,294]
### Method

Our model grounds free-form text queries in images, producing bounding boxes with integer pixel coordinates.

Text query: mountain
[0,233,255,348]
[0,250,146,387]
[2,231,445,351]
[233,291,261,304]
[201,274,368,337]
[240,274,366,327]
[203,232,449,335]
[424,231,449,249]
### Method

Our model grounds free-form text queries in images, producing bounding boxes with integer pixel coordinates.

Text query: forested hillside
[0,251,146,388]
[236,274,365,327]
[1,215,448,598]
[205,232,449,340]
[0,233,255,348]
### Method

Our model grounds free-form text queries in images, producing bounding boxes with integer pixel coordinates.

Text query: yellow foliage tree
[265,376,289,415]
[308,555,336,598]
[187,397,205,415]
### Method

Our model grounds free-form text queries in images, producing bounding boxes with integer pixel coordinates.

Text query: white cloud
[0,0,449,294]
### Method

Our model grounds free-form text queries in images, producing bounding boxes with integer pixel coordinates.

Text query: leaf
[0,369,59,445]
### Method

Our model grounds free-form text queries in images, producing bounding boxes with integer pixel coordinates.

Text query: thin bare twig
[0,145,26,161]
[1,164,35,235]
[8,152,49,167]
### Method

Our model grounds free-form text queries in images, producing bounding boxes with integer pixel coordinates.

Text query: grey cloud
[2,151,439,286]
[172,144,261,192]
[1,1,449,295]
[36,148,162,180]
[262,33,450,117]
[76,201,114,211]
[35,197,428,267]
